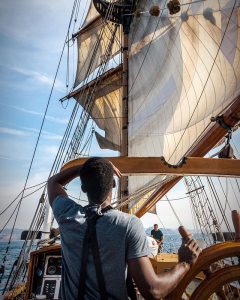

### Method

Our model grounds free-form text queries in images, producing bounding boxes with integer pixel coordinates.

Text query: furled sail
[74,2,121,88]
[72,66,122,151]
[128,0,240,195]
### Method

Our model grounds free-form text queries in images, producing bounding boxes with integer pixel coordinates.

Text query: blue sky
[0,0,119,231]
[0,1,239,233]
[0,0,78,229]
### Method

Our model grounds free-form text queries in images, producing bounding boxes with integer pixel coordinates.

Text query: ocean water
[0,241,25,292]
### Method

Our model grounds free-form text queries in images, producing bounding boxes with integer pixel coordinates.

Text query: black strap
[88,218,108,299]
[78,226,90,299]
[78,206,112,300]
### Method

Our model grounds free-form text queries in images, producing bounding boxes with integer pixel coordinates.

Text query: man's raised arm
[47,166,83,206]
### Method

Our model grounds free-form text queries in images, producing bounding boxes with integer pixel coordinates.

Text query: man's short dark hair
[154,224,158,227]
[80,157,114,204]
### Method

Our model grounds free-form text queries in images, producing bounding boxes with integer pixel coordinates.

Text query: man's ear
[81,185,87,193]
[113,179,116,188]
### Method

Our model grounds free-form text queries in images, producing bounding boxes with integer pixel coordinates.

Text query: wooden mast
[90,0,136,210]
[120,28,129,209]
[119,0,136,211]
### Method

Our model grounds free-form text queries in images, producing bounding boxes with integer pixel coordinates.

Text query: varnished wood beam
[61,157,240,177]
[136,95,240,217]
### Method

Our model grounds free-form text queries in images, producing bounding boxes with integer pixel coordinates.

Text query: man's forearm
[47,166,83,204]
[49,166,82,186]
[151,262,190,299]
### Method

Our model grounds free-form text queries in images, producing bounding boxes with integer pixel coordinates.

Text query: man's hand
[178,239,202,266]
[110,162,122,178]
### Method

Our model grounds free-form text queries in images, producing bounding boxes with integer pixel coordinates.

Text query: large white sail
[128,0,240,194]
[73,66,122,150]
[74,2,121,87]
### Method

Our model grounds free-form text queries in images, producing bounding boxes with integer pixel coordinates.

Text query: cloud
[44,146,59,156]
[9,66,66,93]
[0,120,63,140]
[21,126,63,141]
[0,126,31,136]
[43,133,62,141]
[2,103,68,125]
[0,0,72,54]
[0,155,12,160]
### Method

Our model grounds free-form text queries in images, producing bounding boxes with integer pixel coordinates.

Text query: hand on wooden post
[178,226,202,266]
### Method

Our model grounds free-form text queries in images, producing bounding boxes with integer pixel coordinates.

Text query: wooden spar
[136,95,240,217]
[61,157,240,177]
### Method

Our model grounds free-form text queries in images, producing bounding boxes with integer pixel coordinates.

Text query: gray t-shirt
[52,195,149,300]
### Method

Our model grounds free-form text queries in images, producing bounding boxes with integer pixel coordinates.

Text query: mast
[92,0,136,210]
[120,8,131,206]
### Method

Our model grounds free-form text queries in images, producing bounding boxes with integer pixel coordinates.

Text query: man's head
[80,157,114,205]
[154,224,158,231]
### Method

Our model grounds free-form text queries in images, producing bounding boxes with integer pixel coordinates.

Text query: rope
[0,181,47,216]
[165,195,182,226]
[4,2,122,288]
[2,0,84,291]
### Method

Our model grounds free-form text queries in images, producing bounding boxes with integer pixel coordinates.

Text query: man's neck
[88,193,112,209]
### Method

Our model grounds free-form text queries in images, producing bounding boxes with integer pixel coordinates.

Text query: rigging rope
[3,1,124,290]
[2,0,84,291]
[165,195,182,226]
[0,181,47,216]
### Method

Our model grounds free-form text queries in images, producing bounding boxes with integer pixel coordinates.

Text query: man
[151,224,163,253]
[48,157,201,300]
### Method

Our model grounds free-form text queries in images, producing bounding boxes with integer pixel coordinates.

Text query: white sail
[128,0,240,194]
[74,3,121,87]
[73,66,122,150]
[84,1,99,25]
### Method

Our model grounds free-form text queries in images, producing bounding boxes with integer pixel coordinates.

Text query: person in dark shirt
[151,224,163,252]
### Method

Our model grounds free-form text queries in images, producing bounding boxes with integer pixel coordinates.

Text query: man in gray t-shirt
[52,195,149,299]
[48,157,201,300]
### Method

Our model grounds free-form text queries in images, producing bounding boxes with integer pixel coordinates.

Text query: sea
[0,241,25,293]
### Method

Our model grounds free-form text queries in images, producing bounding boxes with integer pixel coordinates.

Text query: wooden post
[178,226,192,241]
[232,210,240,241]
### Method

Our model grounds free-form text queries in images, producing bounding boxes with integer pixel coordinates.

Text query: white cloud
[0,0,73,54]
[43,133,62,141]
[21,126,63,141]
[0,155,12,160]
[9,66,66,93]
[0,126,31,136]
[44,146,59,156]
[1,104,68,125]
